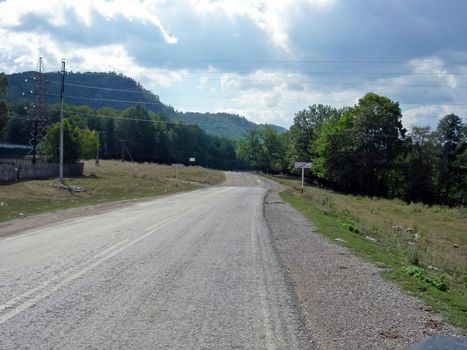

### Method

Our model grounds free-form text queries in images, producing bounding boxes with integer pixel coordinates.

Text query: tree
[116,105,156,162]
[79,128,100,159]
[402,126,436,203]
[237,126,286,172]
[286,104,339,171]
[311,93,406,196]
[311,111,358,190]
[4,117,30,144]
[237,128,266,170]
[352,93,406,196]
[435,114,466,205]
[262,125,287,172]
[0,73,9,138]
[39,119,98,163]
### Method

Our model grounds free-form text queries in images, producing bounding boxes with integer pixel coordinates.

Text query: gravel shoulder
[264,190,463,350]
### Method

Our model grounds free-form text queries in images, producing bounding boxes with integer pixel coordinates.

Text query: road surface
[0,172,309,349]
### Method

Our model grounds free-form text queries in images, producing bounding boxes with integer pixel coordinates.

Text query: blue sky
[1,0,466,129]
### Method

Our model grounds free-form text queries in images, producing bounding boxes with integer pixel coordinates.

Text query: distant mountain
[173,112,285,140]
[5,71,286,139]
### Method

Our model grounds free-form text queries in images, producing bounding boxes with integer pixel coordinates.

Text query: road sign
[294,162,312,169]
[171,163,185,168]
[189,157,195,162]
[294,161,312,193]
[171,163,184,179]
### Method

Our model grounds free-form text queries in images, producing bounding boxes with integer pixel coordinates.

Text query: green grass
[0,160,225,222]
[269,175,466,332]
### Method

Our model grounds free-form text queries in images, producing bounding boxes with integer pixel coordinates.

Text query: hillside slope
[5,71,286,139]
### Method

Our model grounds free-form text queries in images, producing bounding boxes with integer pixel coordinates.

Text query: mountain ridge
[4,71,286,140]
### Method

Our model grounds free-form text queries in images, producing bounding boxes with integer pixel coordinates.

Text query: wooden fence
[0,162,84,184]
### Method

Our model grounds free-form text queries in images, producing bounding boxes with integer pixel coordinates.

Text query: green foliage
[401,126,437,203]
[0,73,9,138]
[38,119,98,163]
[0,73,7,96]
[79,128,99,159]
[117,105,157,162]
[283,92,465,206]
[311,111,356,184]
[236,125,287,172]
[4,71,284,140]
[339,217,360,234]
[278,187,466,329]
[237,128,267,170]
[174,112,285,140]
[4,102,239,170]
[404,266,448,291]
[286,104,340,171]
[312,93,406,196]
[435,114,467,205]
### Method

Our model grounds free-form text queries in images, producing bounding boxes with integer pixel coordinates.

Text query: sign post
[294,162,312,193]
[171,163,185,180]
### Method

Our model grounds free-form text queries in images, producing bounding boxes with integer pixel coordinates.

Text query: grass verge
[268,175,466,332]
[0,160,225,223]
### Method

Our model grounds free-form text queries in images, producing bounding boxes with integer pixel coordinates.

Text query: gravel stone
[264,190,465,350]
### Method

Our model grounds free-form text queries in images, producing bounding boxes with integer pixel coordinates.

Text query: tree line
[1,100,242,170]
[1,74,465,206]
[237,93,466,206]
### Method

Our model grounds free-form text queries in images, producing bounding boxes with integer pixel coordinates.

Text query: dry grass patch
[268,175,466,329]
[0,160,225,222]
[271,176,466,289]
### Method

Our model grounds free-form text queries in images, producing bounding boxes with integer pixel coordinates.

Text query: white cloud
[66,45,187,88]
[189,0,335,51]
[0,29,63,72]
[402,104,467,130]
[0,0,466,130]
[196,76,209,90]
[214,69,361,126]
[0,0,178,43]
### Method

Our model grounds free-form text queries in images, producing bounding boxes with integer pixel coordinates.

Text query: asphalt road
[0,172,309,349]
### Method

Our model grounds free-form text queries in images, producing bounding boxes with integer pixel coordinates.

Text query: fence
[0,162,84,184]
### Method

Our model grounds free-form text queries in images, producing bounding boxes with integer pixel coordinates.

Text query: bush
[39,119,98,163]
[404,266,448,291]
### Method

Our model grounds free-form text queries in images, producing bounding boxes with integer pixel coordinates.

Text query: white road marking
[0,208,195,324]
[0,216,98,244]
[0,226,59,244]
[0,239,130,314]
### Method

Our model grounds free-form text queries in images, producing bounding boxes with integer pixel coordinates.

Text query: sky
[1,0,467,129]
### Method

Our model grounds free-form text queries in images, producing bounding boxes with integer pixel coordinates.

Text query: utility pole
[95,131,100,166]
[59,60,65,181]
[30,57,47,164]
[120,140,133,163]
[121,140,126,162]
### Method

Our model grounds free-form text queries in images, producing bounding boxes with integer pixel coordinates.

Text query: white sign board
[189,157,195,162]
[171,163,185,168]
[294,162,312,169]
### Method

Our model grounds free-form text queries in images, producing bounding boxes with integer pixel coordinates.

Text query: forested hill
[5,71,286,139]
[173,112,285,140]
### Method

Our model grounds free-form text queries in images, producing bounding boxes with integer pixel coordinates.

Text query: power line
[134,58,467,65]
[46,94,164,106]
[45,92,467,108]
[46,75,467,89]
[45,108,202,127]
[49,81,152,94]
